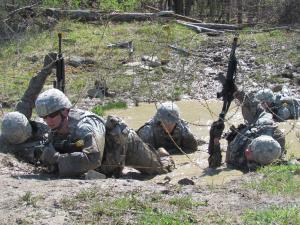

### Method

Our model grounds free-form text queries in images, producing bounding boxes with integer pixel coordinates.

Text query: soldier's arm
[136,124,155,147]
[180,122,198,153]
[16,53,57,119]
[57,119,105,177]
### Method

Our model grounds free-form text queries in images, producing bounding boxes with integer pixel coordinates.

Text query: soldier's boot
[125,131,175,175]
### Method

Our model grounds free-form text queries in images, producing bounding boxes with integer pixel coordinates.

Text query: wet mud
[107,100,300,185]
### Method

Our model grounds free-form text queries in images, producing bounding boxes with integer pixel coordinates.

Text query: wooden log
[145,5,203,23]
[188,22,242,30]
[176,20,224,33]
[46,8,158,22]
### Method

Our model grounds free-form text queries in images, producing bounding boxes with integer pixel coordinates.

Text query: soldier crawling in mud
[137,102,198,154]
[0,53,57,163]
[33,88,174,177]
[235,88,300,123]
[225,90,286,170]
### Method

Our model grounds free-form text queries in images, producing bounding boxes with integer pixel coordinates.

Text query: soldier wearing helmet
[34,89,174,177]
[0,53,56,163]
[137,102,198,154]
[235,88,300,123]
[225,109,285,170]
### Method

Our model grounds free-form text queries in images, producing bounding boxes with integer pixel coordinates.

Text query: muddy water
[106,100,300,185]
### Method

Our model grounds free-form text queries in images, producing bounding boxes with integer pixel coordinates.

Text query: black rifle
[208,36,238,168]
[54,33,65,92]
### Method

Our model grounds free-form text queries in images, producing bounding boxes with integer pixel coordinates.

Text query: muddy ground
[1,15,300,224]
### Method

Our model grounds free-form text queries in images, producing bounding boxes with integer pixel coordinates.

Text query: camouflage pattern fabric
[225,111,285,170]
[0,57,52,162]
[235,90,300,123]
[16,54,55,119]
[137,119,198,154]
[43,109,106,177]
[99,115,174,177]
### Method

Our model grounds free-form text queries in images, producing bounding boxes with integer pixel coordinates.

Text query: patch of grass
[19,191,42,207]
[245,164,300,195]
[242,206,300,225]
[139,208,197,225]
[168,195,208,209]
[76,189,97,201]
[92,101,127,116]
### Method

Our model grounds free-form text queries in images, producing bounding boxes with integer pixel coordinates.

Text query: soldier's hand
[43,52,57,69]
[40,144,59,165]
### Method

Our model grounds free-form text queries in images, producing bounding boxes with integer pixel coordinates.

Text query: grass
[245,164,300,195]
[92,101,127,116]
[242,206,300,225]
[0,20,200,107]
[168,195,208,209]
[19,191,42,207]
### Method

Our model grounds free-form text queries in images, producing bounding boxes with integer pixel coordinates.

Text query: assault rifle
[208,36,238,168]
[53,33,65,92]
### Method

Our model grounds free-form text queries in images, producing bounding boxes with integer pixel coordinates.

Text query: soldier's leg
[126,130,174,175]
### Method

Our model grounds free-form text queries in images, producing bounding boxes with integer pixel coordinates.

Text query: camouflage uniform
[225,110,285,170]
[137,119,198,154]
[235,89,300,122]
[0,54,55,162]
[42,108,106,177]
[100,115,174,177]
[35,89,174,177]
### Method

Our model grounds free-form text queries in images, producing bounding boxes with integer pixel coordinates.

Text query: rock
[141,55,161,67]
[203,67,217,76]
[178,178,195,185]
[280,71,294,79]
[249,56,256,63]
[124,62,142,67]
[68,56,96,67]
[271,84,283,92]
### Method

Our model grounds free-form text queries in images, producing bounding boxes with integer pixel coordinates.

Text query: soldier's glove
[40,144,60,165]
[43,52,58,70]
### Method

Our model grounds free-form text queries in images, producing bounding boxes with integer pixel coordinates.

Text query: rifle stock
[208,36,238,168]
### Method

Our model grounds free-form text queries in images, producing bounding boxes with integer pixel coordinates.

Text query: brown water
[107,100,300,185]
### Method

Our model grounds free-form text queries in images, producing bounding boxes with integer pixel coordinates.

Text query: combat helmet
[35,88,72,117]
[154,102,180,124]
[254,88,275,103]
[1,111,32,144]
[249,135,281,165]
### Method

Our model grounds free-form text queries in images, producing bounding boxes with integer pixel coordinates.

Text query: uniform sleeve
[137,124,155,147]
[15,67,52,119]
[180,122,198,153]
[57,117,105,177]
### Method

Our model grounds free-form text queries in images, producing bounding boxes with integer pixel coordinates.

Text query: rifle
[208,36,238,168]
[53,33,65,92]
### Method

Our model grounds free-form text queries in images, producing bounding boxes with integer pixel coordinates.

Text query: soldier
[0,53,56,162]
[137,102,198,154]
[225,105,285,170]
[235,88,300,123]
[34,88,174,177]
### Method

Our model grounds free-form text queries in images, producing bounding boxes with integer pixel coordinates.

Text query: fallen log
[176,20,224,34]
[46,8,159,22]
[188,22,242,30]
[145,5,203,23]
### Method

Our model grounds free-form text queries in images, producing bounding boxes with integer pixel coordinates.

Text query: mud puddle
[107,100,300,185]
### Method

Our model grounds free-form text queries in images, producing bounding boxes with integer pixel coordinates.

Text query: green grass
[19,191,42,207]
[245,164,300,195]
[242,206,300,225]
[92,101,127,116]
[0,20,200,107]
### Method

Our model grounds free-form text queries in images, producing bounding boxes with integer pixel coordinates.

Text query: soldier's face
[161,122,176,134]
[43,110,63,130]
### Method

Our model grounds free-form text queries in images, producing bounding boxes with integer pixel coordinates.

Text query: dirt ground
[0,149,299,225]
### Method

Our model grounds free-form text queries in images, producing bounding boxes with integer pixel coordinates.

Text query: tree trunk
[237,0,243,24]
[173,0,184,15]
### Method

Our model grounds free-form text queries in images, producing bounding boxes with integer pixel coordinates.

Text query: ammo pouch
[100,115,129,177]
